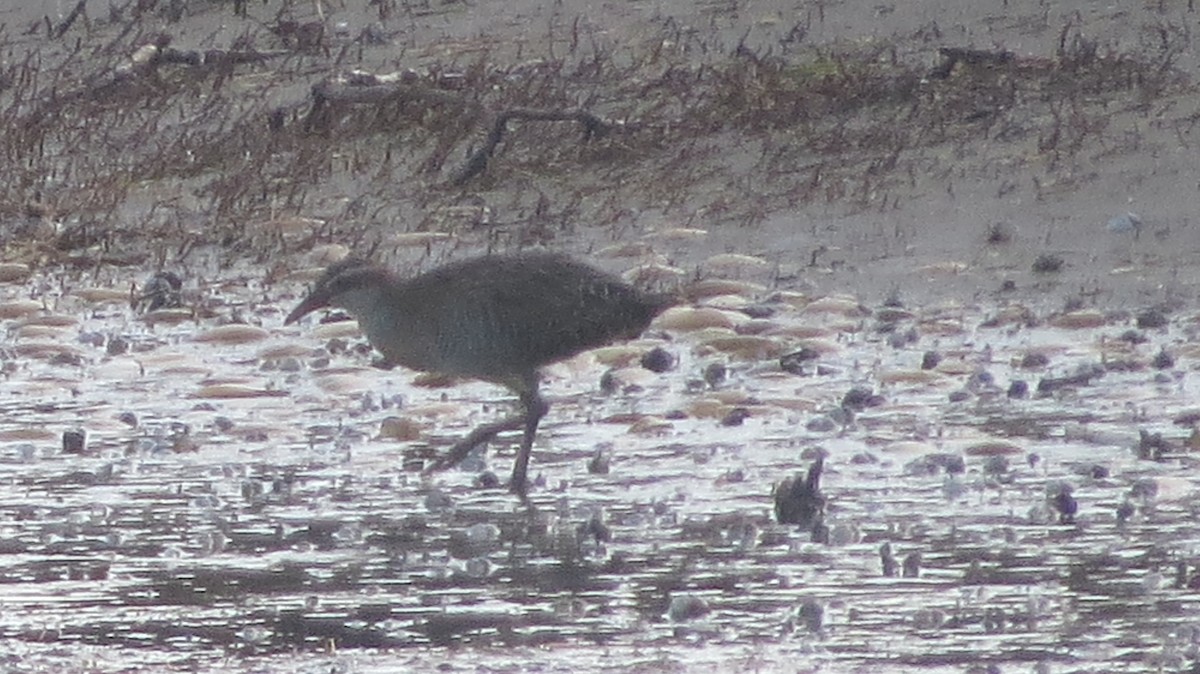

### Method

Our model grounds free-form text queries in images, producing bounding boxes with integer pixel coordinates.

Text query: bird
[285,251,676,499]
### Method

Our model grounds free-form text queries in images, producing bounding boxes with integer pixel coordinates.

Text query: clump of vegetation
[0,5,1189,267]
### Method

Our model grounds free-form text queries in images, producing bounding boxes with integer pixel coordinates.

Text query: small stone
[475,472,501,489]
[668,595,710,622]
[49,352,84,367]
[1051,483,1078,524]
[379,416,421,441]
[1152,349,1174,370]
[739,304,775,319]
[1007,380,1029,399]
[640,346,676,373]
[703,362,727,387]
[921,351,941,370]
[948,389,971,403]
[1135,308,1168,330]
[1118,329,1147,344]
[982,456,1009,475]
[886,327,919,349]
[464,558,491,578]
[780,347,819,375]
[794,600,823,633]
[1038,367,1101,394]
[106,335,129,356]
[720,468,746,484]
[966,370,994,390]
[1020,352,1049,369]
[465,523,501,545]
[424,490,454,512]
[842,386,883,411]
[720,407,751,427]
[805,416,837,433]
[1106,212,1141,233]
[905,453,965,476]
[62,429,87,454]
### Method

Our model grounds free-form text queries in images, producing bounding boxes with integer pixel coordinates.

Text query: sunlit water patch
[0,266,1197,673]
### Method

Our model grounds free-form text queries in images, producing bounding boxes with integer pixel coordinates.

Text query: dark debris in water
[773,457,825,536]
[136,271,184,313]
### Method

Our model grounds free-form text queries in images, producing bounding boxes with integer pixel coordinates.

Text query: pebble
[667,595,710,622]
[1106,212,1141,233]
[1049,310,1106,329]
[0,263,31,283]
[193,325,270,344]
[780,347,820,374]
[379,417,422,441]
[640,346,676,373]
[62,429,87,454]
[1135,308,1168,329]
[803,296,866,317]
[194,384,288,399]
[652,306,742,332]
[698,334,783,360]
[0,300,43,319]
[702,362,727,387]
[704,253,769,273]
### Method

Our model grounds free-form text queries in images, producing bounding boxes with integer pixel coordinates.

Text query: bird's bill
[284,291,330,325]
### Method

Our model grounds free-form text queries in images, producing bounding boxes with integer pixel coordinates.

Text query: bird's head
[285,257,392,325]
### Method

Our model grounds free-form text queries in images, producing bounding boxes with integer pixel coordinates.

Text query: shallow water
[0,264,1198,674]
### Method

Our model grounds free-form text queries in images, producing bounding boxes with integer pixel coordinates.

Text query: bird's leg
[426,413,526,473]
[510,388,549,500]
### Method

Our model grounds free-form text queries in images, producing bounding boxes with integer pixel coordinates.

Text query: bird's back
[381,252,671,382]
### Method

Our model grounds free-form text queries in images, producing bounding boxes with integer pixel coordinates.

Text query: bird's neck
[340,274,418,341]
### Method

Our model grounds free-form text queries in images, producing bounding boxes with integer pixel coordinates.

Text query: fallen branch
[450,108,615,185]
